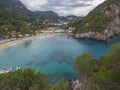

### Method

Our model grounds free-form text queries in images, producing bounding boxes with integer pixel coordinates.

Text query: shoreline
[0,33,55,51]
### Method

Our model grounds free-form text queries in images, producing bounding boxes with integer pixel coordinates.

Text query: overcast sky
[20,0,106,16]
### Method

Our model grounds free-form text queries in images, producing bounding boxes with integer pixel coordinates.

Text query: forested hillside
[0,10,45,38]
[71,0,120,41]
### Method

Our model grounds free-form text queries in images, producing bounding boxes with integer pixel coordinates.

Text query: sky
[20,0,106,16]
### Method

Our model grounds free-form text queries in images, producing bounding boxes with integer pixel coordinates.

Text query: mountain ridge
[0,0,79,21]
[0,0,59,20]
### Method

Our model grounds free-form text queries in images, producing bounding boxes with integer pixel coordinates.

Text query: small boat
[16,64,21,70]
[0,66,12,74]
[67,36,70,38]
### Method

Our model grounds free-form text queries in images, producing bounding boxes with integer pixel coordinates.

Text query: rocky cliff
[72,0,120,41]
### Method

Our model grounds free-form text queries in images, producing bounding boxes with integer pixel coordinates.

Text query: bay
[0,36,120,82]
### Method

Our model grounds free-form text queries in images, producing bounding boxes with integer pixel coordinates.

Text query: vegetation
[71,0,120,34]
[0,10,45,38]
[73,42,120,90]
[0,68,47,90]
[0,68,68,90]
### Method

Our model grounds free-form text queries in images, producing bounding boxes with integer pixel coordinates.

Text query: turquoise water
[0,36,120,82]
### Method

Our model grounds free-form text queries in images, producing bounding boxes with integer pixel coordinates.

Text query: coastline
[0,33,55,51]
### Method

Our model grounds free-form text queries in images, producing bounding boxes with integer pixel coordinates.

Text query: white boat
[0,65,21,74]
[16,64,21,70]
[0,66,12,74]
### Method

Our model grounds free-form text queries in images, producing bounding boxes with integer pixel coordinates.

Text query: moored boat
[0,66,12,74]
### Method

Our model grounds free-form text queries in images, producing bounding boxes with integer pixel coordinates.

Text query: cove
[0,36,120,83]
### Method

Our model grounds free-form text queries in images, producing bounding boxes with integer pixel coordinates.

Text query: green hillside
[0,10,44,38]
[71,0,120,34]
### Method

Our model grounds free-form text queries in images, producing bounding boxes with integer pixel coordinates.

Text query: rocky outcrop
[75,1,120,41]
[75,29,120,41]
[72,79,85,90]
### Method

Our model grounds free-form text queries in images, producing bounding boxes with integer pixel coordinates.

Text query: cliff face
[73,0,120,41]
[106,3,120,36]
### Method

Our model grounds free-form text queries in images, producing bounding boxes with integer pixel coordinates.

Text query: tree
[91,43,120,90]
[73,53,95,78]
[0,68,48,90]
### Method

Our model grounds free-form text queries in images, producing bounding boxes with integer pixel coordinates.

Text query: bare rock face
[105,3,120,36]
[75,2,120,41]
[72,79,85,90]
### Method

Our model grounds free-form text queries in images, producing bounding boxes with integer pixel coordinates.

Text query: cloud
[20,0,106,16]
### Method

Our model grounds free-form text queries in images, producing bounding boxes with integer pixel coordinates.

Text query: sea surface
[0,36,120,82]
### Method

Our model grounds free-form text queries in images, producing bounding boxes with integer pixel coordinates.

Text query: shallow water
[0,36,120,82]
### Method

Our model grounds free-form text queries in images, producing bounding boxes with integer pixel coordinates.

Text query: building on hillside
[25,34,30,37]
[68,27,75,31]
[10,31,17,38]
[54,29,66,33]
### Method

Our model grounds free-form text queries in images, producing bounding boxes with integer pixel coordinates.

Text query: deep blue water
[0,36,120,82]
